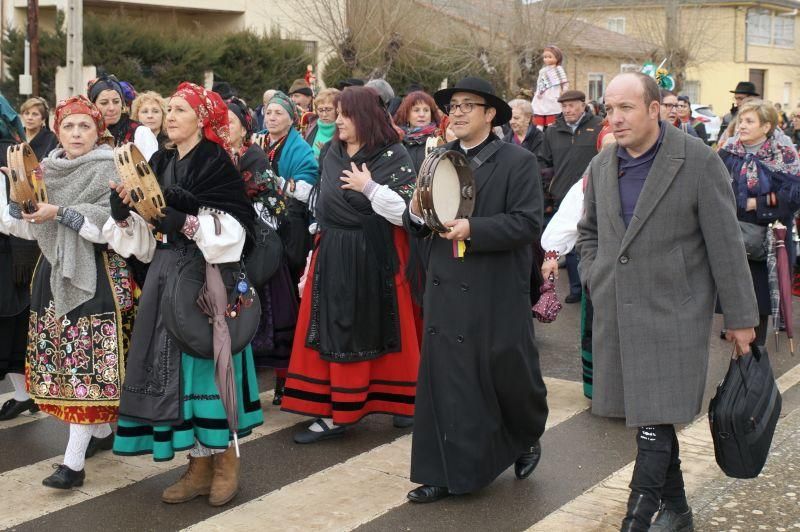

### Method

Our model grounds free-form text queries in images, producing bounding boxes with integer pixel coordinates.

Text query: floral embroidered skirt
[25,250,137,424]
[113,347,264,462]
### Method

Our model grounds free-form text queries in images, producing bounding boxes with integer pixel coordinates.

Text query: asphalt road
[2,274,799,531]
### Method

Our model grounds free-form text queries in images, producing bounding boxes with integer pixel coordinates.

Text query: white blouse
[102,207,246,264]
[541,178,584,256]
[0,178,106,243]
[133,126,159,161]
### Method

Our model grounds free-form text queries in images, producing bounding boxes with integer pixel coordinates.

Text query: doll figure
[532,45,569,129]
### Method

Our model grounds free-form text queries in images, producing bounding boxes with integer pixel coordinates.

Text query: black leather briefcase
[708,344,782,479]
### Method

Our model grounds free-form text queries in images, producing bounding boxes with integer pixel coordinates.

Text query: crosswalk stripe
[0,392,48,430]
[527,361,800,531]
[0,389,307,530]
[185,377,589,532]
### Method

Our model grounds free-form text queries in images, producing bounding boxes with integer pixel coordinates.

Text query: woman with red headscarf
[282,86,420,443]
[0,96,137,489]
[105,82,262,507]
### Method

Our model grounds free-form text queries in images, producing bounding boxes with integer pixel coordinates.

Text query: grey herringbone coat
[577,124,758,427]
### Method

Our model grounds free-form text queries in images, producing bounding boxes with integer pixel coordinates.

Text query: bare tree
[623,0,725,91]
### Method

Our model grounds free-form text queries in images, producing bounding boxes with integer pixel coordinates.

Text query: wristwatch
[55,206,65,223]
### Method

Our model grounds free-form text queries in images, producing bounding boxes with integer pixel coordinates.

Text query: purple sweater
[617,122,666,227]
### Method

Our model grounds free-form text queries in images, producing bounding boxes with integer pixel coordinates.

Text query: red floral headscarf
[53,95,108,142]
[171,82,232,156]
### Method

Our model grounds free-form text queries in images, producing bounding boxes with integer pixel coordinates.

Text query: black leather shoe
[0,398,38,421]
[293,418,346,444]
[85,433,114,458]
[407,485,449,503]
[273,376,286,406]
[565,293,582,304]
[514,441,542,480]
[42,464,85,489]
[392,415,414,428]
[650,505,694,531]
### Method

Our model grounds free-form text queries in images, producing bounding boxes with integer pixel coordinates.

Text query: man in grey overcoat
[577,73,758,531]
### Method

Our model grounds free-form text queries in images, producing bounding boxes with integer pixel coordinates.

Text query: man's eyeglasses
[317,107,336,114]
[444,102,488,114]
[662,103,678,109]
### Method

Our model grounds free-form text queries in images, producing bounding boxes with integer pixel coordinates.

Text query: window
[607,17,625,34]
[747,8,796,47]
[784,82,792,107]
[620,63,640,73]
[588,73,604,102]
[682,81,701,105]
[747,9,772,45]
[774,13,795,47]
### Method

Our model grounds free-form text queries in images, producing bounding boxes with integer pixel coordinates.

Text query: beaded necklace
[268,134,287,164]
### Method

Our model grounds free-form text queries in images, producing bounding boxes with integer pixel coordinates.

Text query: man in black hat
[538,89,603,304]
[403,76,549,503]
[720,81,760,138]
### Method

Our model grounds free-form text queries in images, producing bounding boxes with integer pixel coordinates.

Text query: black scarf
[107,115,138,147]
[150,139,256,237]
[307,139,416,362]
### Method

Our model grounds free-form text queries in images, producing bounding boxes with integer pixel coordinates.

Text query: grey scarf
[33,146,117,317]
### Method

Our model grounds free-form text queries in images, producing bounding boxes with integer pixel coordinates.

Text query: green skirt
[113,346,264,462]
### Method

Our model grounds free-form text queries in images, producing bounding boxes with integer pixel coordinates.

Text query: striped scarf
[536,65,568,96]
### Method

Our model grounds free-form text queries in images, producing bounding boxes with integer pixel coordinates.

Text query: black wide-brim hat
[730,81,760,97]
[434,77,512,126]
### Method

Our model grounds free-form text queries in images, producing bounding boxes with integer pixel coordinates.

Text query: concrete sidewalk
[692,385,800,531]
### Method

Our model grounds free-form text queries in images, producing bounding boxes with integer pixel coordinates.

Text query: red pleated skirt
[282,227,421,425]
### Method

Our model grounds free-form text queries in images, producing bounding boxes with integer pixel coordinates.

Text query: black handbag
[161,246,261,359]
[244,215,283,289]
[739,221,768,262]
[708,344,782,479]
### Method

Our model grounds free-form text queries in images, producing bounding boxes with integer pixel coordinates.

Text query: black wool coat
[404,139,549,494]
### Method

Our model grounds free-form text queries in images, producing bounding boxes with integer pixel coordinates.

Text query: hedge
[1,12,313,108]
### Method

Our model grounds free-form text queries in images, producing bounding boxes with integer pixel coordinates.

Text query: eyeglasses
[317,107,335,113]
[662,103,678,109]
[444,102,488,114]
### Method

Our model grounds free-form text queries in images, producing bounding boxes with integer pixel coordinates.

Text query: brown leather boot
[208,447,240,506]
[161,455,213,504]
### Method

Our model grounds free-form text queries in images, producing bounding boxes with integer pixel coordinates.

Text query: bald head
[607,73,661,108]
[604,73,662,157]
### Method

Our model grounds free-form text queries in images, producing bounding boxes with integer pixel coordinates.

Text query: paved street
[2,275,799,531]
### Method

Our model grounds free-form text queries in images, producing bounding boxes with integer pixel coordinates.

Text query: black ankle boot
[42,464,85,489]
[85,433,114,458]
[515,440,542,479]
[0,398,38,421]
[273,376,286,406]
[621,491,661,531]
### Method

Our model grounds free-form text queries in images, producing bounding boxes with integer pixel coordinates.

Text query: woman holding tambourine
[281,86,421,443]
[104,82,263,507]
[0,96,137,489]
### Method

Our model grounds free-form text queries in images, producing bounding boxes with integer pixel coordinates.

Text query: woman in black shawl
[227,96,298,404]
[0,94,39,421]
[20,97,58,160]
[88,75,158,160]
[107,83,261,507]
[282,86,421,443]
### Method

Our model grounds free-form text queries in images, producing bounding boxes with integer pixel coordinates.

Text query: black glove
[109,189,131,221]
[154,206,187,234]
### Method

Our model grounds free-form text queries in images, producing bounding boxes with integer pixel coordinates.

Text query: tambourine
[6,143,47,214]
[415,149,475,233]
[113,143,165,223]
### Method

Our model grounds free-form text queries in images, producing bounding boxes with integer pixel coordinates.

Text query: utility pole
[66,0,83,97]
[27,0,39,97]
